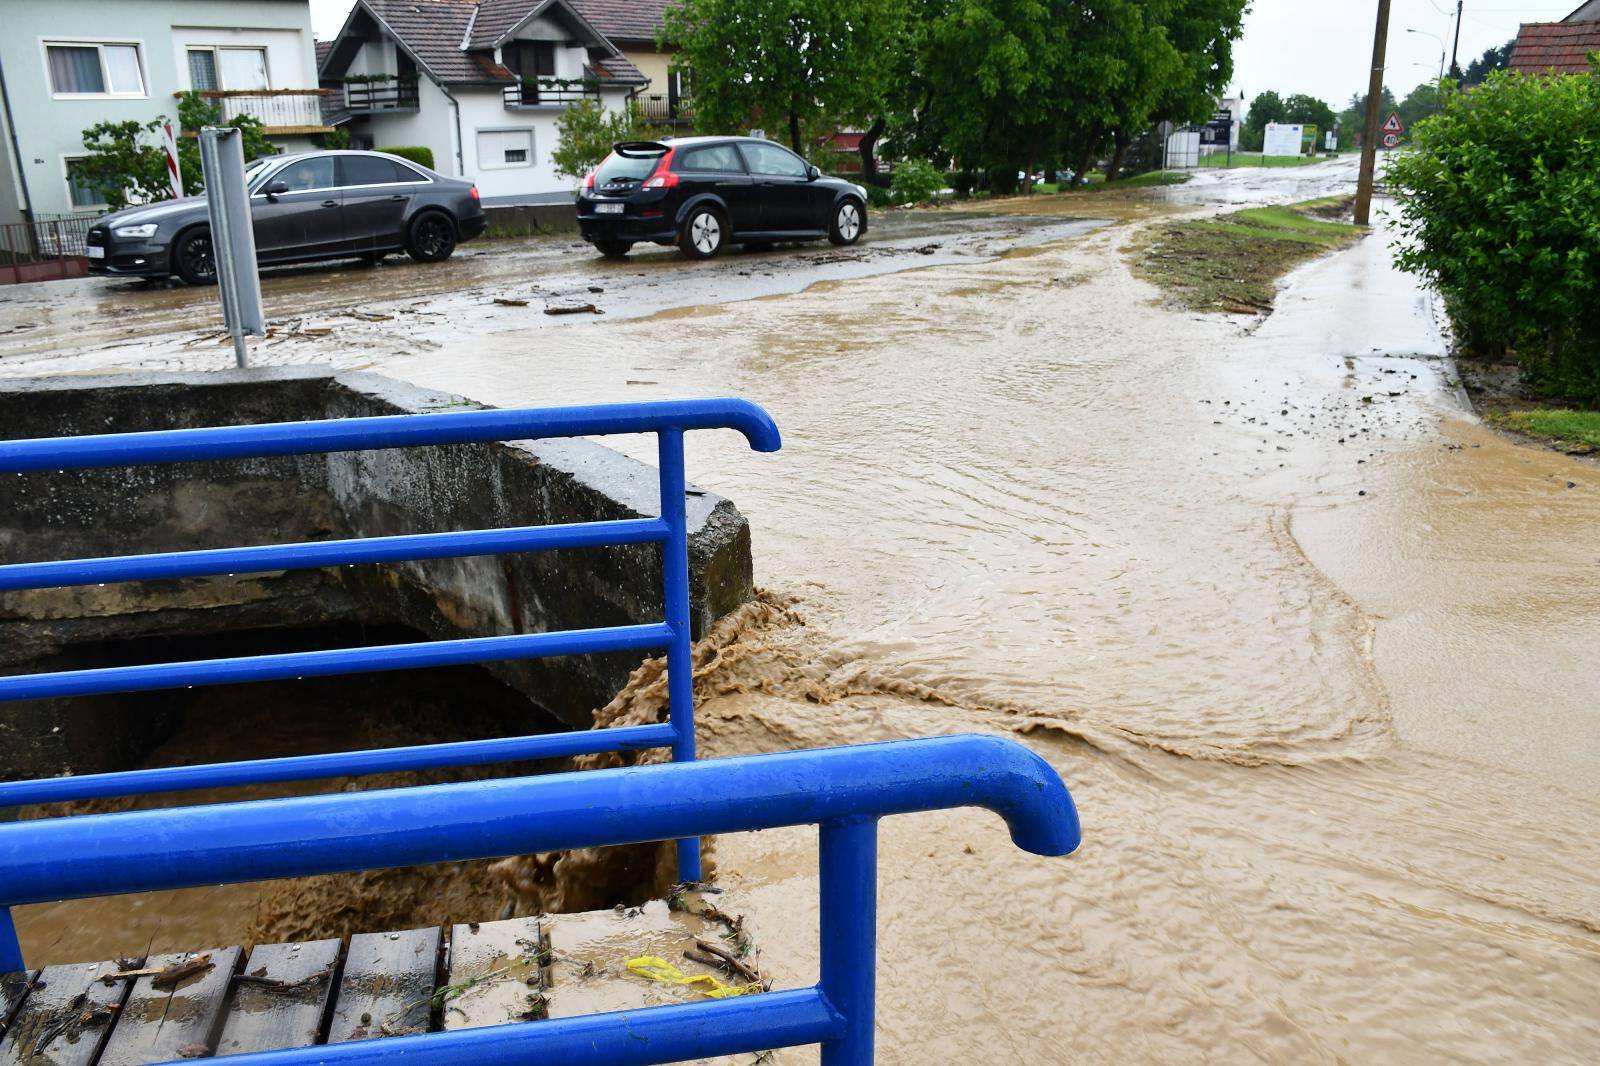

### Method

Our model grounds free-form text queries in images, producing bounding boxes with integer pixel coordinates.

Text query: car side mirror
[263,180,290,199]
[806,165,821,181]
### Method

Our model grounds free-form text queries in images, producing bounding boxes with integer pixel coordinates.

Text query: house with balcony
[0,0,329,224]
[318,0,671,202]
[567,0,690,126]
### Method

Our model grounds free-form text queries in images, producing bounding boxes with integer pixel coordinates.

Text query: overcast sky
[308,0,1577,113]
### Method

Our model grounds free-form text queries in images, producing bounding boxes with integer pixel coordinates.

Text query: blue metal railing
[0,398,782,887]
[0,735,1082,1065]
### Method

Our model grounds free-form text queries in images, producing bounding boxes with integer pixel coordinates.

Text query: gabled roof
[569,0,674,44]
[1510,20,1600,74]
[467,0,623,51]
[320,0,659,88]
[366,0,487,84]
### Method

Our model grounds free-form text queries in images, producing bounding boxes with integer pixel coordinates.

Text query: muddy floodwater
[8,159,1600,1061]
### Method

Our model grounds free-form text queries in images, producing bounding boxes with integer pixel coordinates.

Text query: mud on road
[0,208,1111,376]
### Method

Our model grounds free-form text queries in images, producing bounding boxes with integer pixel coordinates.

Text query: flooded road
[8,160,1600,1061]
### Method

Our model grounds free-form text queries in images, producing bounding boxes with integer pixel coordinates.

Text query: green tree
[1388,65,1600,402]
[1240,89,1286,150]
[72,93,274,209]
[550,100,666,182]
[1462,39,1513,86]
[1396,79,1450,132]
[662,0,905,154]
[1282,93,1335,132]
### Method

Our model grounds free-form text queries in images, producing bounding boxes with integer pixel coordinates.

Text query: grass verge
[1131,196,1361,314]
[1485,409,1600,455]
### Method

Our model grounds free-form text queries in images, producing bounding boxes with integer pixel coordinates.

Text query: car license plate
[86,245,105,259]
[595,203,623,215]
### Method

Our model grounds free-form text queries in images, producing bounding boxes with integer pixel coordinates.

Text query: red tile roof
[1510,21,1600,74]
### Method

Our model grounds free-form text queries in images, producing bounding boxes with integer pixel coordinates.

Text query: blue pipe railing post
[0,906,21,974]
[657,427,702,882]
[819,818,878,1066]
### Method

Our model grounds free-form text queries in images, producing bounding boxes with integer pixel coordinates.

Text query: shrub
[889,159,945,205]
[378,145,435,170]
[864,183,893,208]
[549,99,665,183]
[1387,65,1600,403]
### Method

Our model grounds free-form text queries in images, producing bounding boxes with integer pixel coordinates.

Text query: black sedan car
[575,136,868,259]
[87,150,487,284]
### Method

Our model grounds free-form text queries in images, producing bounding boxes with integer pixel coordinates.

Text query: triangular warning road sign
[1382,112,1404,134]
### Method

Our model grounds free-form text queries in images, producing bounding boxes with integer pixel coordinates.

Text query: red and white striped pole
[161,121,183,199]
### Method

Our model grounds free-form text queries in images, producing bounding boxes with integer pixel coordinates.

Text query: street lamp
[1406,28,1448,115]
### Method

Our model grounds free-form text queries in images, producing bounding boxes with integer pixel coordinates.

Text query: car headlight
[113,224,158,239]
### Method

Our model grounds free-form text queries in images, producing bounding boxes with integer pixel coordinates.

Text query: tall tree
[1462,39,1513,86]
[1241,89,1286,150]
[1282,93,1336,132]
[662,0,905,154]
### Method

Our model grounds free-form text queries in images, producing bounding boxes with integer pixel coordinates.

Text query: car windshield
[594,146,666,185]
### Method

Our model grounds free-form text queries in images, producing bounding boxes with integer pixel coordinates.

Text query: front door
[675,142,757,233]
[738,142,817,233]
[251,157,345,260]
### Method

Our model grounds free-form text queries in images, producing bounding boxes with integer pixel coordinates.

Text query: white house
[0,0,329,224]
[318,0,651,202]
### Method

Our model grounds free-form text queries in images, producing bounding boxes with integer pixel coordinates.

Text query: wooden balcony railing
[344,81,421,113]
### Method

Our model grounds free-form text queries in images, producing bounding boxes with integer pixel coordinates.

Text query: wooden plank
[440,918,549,1031]
[326,928,440,1043]
[0,959,133,1066]
[96,947,242,1066]
[213,940,340,1057]
[0,971,36,1041]
[543,899,737,1019]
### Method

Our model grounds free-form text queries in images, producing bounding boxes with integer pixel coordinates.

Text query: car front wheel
[172,228,217,285]
[828,200,864,246]
[679,207,725,259]
[405,212,458,263]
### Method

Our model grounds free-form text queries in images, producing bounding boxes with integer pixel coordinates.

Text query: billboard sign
[1262,122,1304,158]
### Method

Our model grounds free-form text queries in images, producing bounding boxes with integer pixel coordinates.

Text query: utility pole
[1449,1,1465,80]
[1354,0,1393,227]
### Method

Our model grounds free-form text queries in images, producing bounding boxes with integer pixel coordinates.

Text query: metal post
[1449,0,1464,80]
[819,818,877,1066]
[657,428,701,882]
[0,906,22,972]
[1355,0,1393,226]
[198,127,265,368]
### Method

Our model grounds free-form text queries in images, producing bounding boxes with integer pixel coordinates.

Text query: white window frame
[41,38,148,99]
[476,127,535,170]
[184,44,273,92]
[61,154,109,211]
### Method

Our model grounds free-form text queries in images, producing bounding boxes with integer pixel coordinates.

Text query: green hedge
[378,145,435,171]
[1388,66,1600,403]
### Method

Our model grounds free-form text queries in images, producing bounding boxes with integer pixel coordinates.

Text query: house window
[477,129,533,169]
[504,41,556,78]
[63,158,105,209]
[187,47,269,91]
[45,42,145,97]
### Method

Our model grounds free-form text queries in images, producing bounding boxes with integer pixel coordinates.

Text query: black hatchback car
[575,136,868,259]
[87,150,487,284]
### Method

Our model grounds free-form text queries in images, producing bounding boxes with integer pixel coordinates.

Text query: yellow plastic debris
[625,955,759,999]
